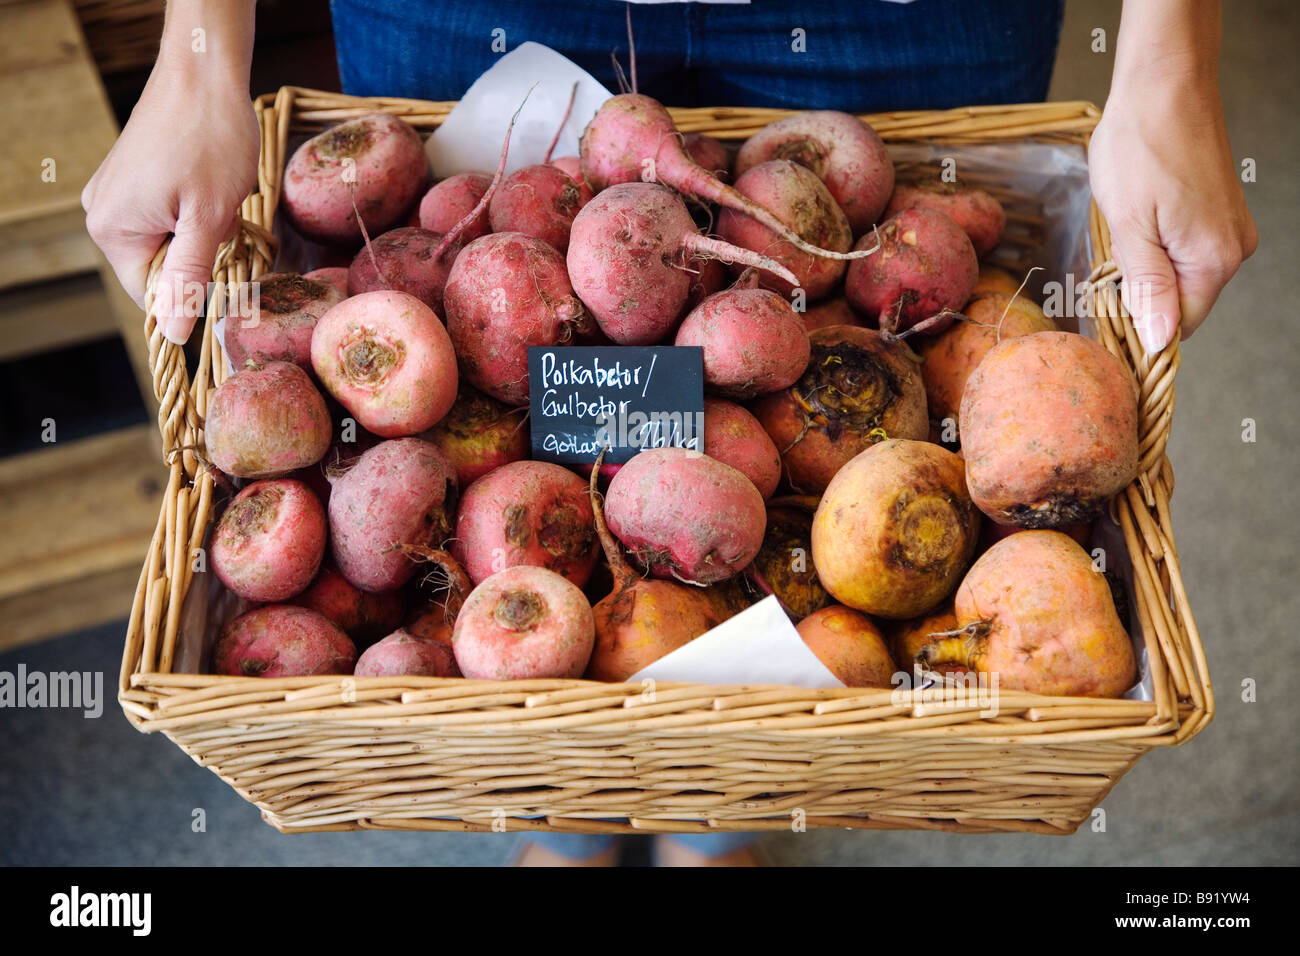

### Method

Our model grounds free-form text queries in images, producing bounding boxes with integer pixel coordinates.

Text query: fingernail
[1135,312,1176,354]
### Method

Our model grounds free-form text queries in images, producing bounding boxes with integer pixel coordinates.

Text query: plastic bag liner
[191,121,1152,703]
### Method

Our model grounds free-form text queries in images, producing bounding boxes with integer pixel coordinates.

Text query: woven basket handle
[141,218,278,475]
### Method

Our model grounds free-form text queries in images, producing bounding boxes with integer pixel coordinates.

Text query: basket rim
[120,87,1212,752]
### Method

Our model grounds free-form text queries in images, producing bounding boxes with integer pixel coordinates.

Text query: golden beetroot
[920,531,1136,698]
[917,293,1057,435]
[889,601,964,676]
[812,439,979,619]
[746,496,831,620]
[796,605,895,687]
[751,325,928,495]
[960,331,1139,527]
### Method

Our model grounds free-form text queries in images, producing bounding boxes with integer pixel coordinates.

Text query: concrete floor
[1,0,1296,865]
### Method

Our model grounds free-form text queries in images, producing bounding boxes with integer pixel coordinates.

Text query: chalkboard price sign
[527,346,705,465]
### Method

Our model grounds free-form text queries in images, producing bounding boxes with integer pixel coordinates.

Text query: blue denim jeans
[330,0,1064,111]
[529,830,757,862]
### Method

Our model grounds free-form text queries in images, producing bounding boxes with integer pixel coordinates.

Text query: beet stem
[543,81,579,165]
[681,233,800,288]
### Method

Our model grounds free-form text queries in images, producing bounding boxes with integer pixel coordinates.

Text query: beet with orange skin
[311,290,459,438]
[452,460,598,587]
[796,605,895,687]
[751,325,928,495]
[283,113,428,245]
[224,272,343,369]
[205,360,332,479]
[488,163,592,254]
[347,227,457,314]
[812,439,980,620]
[583,459,729,682]
[888,601,965,676]
[734,110,895,235]
[445,232,589,406]
[292,565,406,645]
[421,383,529,489]
[702,398,782,500]
[920,531,1136,698]
[452,565,595,680]
[917,293,1058,435]
[418,172,492,242]
[746,495,830,619]
[960,331,1139,528]
[674,284,811,400]
[883,181,1006,258]
[211,479,325,603]
[801,296,862,333]
[845,207,979,336]
[604,448,766,585]
[212,605,356,677]
[970,264,1021,298]
[327,438,457,593]
[716,160,852,300]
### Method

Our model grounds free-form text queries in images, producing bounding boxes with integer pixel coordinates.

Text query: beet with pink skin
[347,227,456,315]
[211,479,326,602]
[734,111,895,235]
[716,160,853,299]
[224,272,344,369]
[452,565,595,680]
[418,172,492,242]
[328,438,457,593]
[311,290,459,437]
[548,156,584,183]
[702,398,782,500]
[283,113,428,245]
[683,133,731,182]
[303,266,350,298]
[674,282,811,399]
[845,207,978,338]
[205,360,332,479]
[604,448,767,585]
[566,183,798,346]
[421,383,529,489]
[488,163,593,254]
[292,565,407,645]
[883,181,1006,258]
[452,460,598,587]
[354,629,459,677]
[212,605,356,677]
[445,232,590,406]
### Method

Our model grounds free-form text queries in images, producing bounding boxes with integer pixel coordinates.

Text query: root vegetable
[716,159,853,299]
[421,383,529,488]
[751,325,928,495]
[917,293,1057,435]
[205,360,332,479]
[889,602,964,675]
[303,266,350,297]
[566,182,799,345]
[327,438,457,592]
[972,263,1021,297]
[452,565,595,680]
[211,479,326,602]
[346,227,457,314]
[920,531,1136,698]
[884,181,1006,258]
[585,457,729,681]
[796,606,895,687]
[354,629,460,677]
[452,460,599,587]
[604,447,766,585]
[960,331,1139,527]
[292,565,407,645]
[702,398,782,499]
[580,94,875,263]
[683,132,731,182]
[212,605,356,677]
[418,172,492,243]
[488,163,593,254]
[812,439,980,619]
[548,155,584,182]
[674,283,811,399]
[311,290,458,437]
[746,496,831,620]
[225,273,343,369]
[845,207,979,338]
[734,110,894,235]
[444,232,589,405]
[801,296,862,333]
[283,113,428,245]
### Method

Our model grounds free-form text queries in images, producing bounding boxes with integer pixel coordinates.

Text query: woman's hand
[1090,0,1257,354]
[82,0,258,344]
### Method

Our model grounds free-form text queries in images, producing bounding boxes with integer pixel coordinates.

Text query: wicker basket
[119,88,1212,836]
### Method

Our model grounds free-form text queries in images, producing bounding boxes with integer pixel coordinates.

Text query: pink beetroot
[346,227,457,314]
[211,479,326,602]
[292,565,407,645]
[418,172,492,243]
[205,360,332,479]
[884,181,1006,258]
[702,398,782,499]
[224,272,344,369]
[488,163,593,254]
[212,605,356,677]
[604,448,766,585]
[444,232,590,405]
[354,629,460,677]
